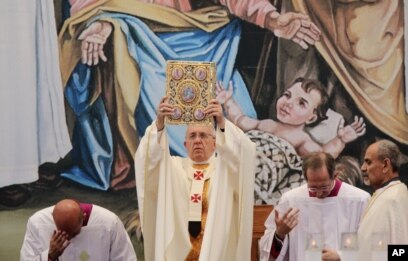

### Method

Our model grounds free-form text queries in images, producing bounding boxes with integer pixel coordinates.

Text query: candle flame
[345,237,352,248]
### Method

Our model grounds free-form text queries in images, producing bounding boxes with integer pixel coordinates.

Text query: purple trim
[328,179,342,197]
[79,203,93,226]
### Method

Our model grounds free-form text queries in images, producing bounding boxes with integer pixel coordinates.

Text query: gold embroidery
[185,178,210,261]
[192,163,209,170]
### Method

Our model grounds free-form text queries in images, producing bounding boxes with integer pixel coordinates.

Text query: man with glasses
[358,139,408,259]
[135,97,256,260]
[259,152,370,261]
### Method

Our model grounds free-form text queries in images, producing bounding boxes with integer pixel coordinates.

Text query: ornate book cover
[165,60,216,125]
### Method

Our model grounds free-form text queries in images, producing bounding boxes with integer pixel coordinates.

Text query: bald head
[52,199,83,239]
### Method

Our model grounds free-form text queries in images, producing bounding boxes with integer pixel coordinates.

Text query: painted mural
[1,0,407,260]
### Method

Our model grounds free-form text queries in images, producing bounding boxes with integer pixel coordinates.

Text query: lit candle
[311,239,317,249]
[305,237,321,261]
[372,240,387,261]
[345,237,352,248]
[340,233,358,261]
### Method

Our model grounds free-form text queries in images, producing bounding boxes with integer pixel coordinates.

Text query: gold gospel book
[165,60,216,125]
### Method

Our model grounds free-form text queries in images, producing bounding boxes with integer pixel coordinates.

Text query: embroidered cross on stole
[186,163,211,260]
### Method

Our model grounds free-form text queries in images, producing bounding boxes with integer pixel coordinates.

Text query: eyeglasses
[308,180,335,193]
[187,132,215,141]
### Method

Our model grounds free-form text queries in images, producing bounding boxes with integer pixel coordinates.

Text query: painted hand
[268,12,321,50]
[215,81,233,105]
[337,116,366,143]
[78,21,113,66]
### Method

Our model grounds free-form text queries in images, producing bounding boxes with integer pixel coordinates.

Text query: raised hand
[48,230,70,260]
[78,21,113,66]
[274,207,299,239]
[204,99,225,129]
[337,116,366,143]
[215,81,233,104]
[156,97,174,131]
[267,12,321,50]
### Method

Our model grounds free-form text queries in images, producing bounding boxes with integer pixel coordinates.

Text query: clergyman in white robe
[0,0,71,188]
[358,180,408,260]
[135,119,256,261]
[20,204,137,261]
[259,180,370,261]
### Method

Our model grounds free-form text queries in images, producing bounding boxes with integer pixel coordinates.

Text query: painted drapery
[59,1,256,189]
[0,0,71,188]
[293,0,408,144]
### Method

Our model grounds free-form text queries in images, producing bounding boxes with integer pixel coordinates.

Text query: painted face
[276,82,322,126]
[184,125,216,162]
[306,166,334,199]
[361,143,386,190]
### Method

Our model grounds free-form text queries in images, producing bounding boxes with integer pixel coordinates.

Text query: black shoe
[0,184,31,207]
[30,170,63,191]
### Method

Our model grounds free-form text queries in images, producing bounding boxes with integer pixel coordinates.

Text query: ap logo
[389,245,408,260]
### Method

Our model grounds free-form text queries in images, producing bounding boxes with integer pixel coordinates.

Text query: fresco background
[1,0,408,260]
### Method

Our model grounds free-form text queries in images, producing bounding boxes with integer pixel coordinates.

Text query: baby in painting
[216,78,366,158]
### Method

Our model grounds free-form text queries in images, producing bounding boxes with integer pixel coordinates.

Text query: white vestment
[135,120,256,261]
[0,0,71,187]
[259,182,370,261]
[358,181,408,260]
[20,205,137,261]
